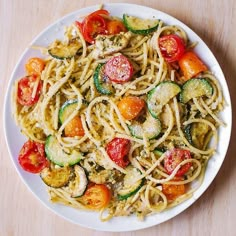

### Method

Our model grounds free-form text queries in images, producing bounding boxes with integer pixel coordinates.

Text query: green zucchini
[179,78,213,103]
[184,122,211,149]
[129,114,161,139]
[48,39,81,60]
[40,166,73,188]
[59,100,78,124]
[153,149,164,157]
[148,81,181,118]
[123,14,159,35]
[118,165,144,200]
[69,165,88,197]
[45,135,82,166]
[94,63,114,95]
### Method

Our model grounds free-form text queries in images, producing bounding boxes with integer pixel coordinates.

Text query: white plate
[3,3,232,232]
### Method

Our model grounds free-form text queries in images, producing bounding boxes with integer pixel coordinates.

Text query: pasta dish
[12,8,225,221]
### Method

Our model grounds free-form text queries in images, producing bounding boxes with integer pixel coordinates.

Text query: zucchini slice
[94,63,114,95]
[40,166,73,188]
[45,135,82,166]
[184,122,211,149]
[59,100,78,124]
[48,39,81,60]
[118,165,144,200]
[153,149,164,157]
[129,114,161,140]
[123,14,159,35]
[148,81,181,118]
[69,165,88,197]
[179,78,213,103]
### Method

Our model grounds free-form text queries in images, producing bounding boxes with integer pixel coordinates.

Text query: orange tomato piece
[25,57,45,75]
[107,20,127,34]
[162,184,186,201]
[82,184,111,210]
[64,116,85,137]
[178,51,207,80]
[118,96,145,120]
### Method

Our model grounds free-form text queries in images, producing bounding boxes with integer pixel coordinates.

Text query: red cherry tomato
[17,75,42,106]
[163,148,192,177]
[75,9,109,44]
[18,140,49,174]
[106,138,131,168]
[105,55,133,83]
[159,34,185,63]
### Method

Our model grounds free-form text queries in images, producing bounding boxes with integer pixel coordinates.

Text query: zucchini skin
[148,81,181,118]
[40,166,73,188]
[45,135,82,167]
[179,78,213,103]
[118,178,145,201]
[123,14,159,35]
[93,63,114,95]
[59,99,78,124]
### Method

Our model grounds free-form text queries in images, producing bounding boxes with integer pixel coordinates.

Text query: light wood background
[1,0,236,235]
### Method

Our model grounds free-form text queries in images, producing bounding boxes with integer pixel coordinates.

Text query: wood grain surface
[1,0,236,235]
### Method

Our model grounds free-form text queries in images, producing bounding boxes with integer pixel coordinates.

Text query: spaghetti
[12,9,225,221]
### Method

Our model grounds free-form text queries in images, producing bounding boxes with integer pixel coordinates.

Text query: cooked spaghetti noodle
[12,10,225,221]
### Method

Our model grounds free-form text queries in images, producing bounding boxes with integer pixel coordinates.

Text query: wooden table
[1,0,236,235]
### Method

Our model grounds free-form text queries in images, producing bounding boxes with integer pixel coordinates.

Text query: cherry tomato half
[118,96,145,120]
[107,20,127,35]
[75,9,109,44]
[106,138,131,168]
[159,34,185,63]
[163,148,192,177]
[82,184,111,210]
[162,183,186,201]
[17,74,42,106]
[25,57,45,75]
[18,140,49,174]
[64,116,85,137]
[105,55,133,83]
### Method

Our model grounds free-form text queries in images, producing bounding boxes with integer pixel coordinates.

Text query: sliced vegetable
[179,78,213,103]
[162,183,186,201]
[94,63,114,95]
[106,138,131,168]
[158,34,185,63]
[129,114,161,139]
[48,39,81,60]
[178,51,208,80]
[148,81,181,118]
[70,165,88,197]
[118,165,144,200]
[117,96,145,120]
[25,57,45,75]
[40,166,73,188]
[164,148,192,177]
[75,9,109,44]
[107,19,127,34]
[123,14,159,35]
[18,140,49,174]
[45,135,82,166]
[153,149,164,157]
[82,184,111,209]
[59,100,77,124]
[184,122,210,149]
[59,100,84,137]
[105,55,133,83]
[17,75,42,106]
